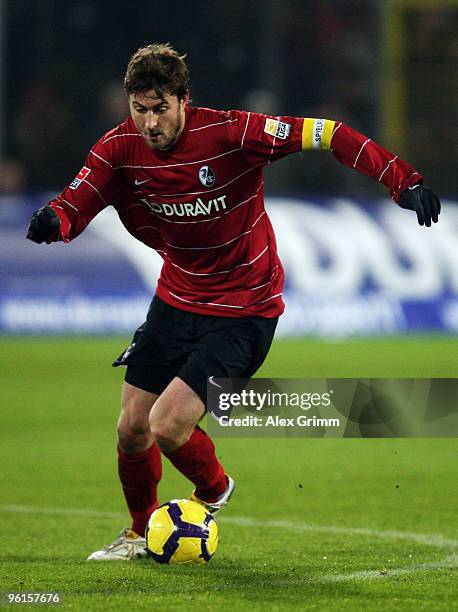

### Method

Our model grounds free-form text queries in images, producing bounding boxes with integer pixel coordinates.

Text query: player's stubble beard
[146,105,185,152]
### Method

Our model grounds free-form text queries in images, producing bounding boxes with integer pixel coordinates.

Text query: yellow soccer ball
[145,499,218,565]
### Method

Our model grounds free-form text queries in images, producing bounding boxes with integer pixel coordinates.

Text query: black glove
[398,183,441,227]
[26,205,60,244]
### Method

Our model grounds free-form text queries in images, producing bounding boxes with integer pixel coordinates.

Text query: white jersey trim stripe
[143,210,217,225]
[378,156,398,182]
[251,210,266,227]
[124,203,144,212]
[136,225,160,233]
[268,116,280,164]
[168,291,245,309]
[165,229,251,251]
[54,207,73,232]
[145,166,256,198]
[163,210,265,251]
[167,288,282,309]
[396,171,421,192]
[255,292,283,304]
[56,201,87,227]
[223,183,263,216]
[332,121,342,137]
[90,150,113,168]
[353,139,371,168]
[115,147,241,170]
[188,118,238,132]
[249,279,274,292]
[61,198,79,213]
[249,265,279,291]
[102,133,142,144]
[241,112,251,148]
[82,179,108,206]
[170,245,269,277]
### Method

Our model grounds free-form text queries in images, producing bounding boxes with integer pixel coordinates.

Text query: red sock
[165,426,227,502]
[118,444,162,536]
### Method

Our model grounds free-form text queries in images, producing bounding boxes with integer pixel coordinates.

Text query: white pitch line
[0,504,126,520]
[320,553,458,583]
[220,516,458,549]
[1,504,457,549]
[1,503,457,583]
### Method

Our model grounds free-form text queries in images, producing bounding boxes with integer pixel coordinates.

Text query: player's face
[129,90,188,151]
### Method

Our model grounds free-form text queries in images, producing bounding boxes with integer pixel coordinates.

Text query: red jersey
[48,107,422,317]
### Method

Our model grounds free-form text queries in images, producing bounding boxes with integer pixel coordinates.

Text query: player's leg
[87,381,162,560]
[117,381,162,536]
[152,314,278,511]
[89,297,186,560]
[149,376,229,506]
[111,298,181,538]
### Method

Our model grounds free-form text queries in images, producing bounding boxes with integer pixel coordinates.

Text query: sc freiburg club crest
[199,165,216,187]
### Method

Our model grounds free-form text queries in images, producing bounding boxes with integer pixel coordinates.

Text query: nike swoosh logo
[134,179,149,186]
[408,184,421,190]
[209,376,223,389]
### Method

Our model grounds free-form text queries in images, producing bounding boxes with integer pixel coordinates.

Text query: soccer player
[26,44,441,560]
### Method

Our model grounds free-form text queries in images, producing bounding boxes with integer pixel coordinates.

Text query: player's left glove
[398,183,441,227]
[26,205,60,244]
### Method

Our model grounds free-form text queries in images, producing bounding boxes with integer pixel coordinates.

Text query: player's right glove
[398,183,441,227]
[26,205,60,244]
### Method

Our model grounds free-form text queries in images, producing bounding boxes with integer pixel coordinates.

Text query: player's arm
[26,140,119,244]
[302,118,441,227]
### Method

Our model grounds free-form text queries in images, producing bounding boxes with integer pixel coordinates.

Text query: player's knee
[117,403,152,451]
[117,415,149,438]
[149,419,189,453]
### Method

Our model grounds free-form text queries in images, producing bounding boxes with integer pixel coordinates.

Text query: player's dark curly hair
[124,43,189,100]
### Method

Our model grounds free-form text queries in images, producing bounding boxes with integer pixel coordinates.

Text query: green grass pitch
[1,336,457,611]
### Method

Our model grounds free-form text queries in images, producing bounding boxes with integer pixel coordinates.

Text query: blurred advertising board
[1,195,457,337]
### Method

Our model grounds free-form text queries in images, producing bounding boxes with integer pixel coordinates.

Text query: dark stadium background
[2,0,457,195]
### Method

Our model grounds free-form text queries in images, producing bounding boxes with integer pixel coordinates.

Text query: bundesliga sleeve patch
[70,166,91,190]
[264,118,291,140]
